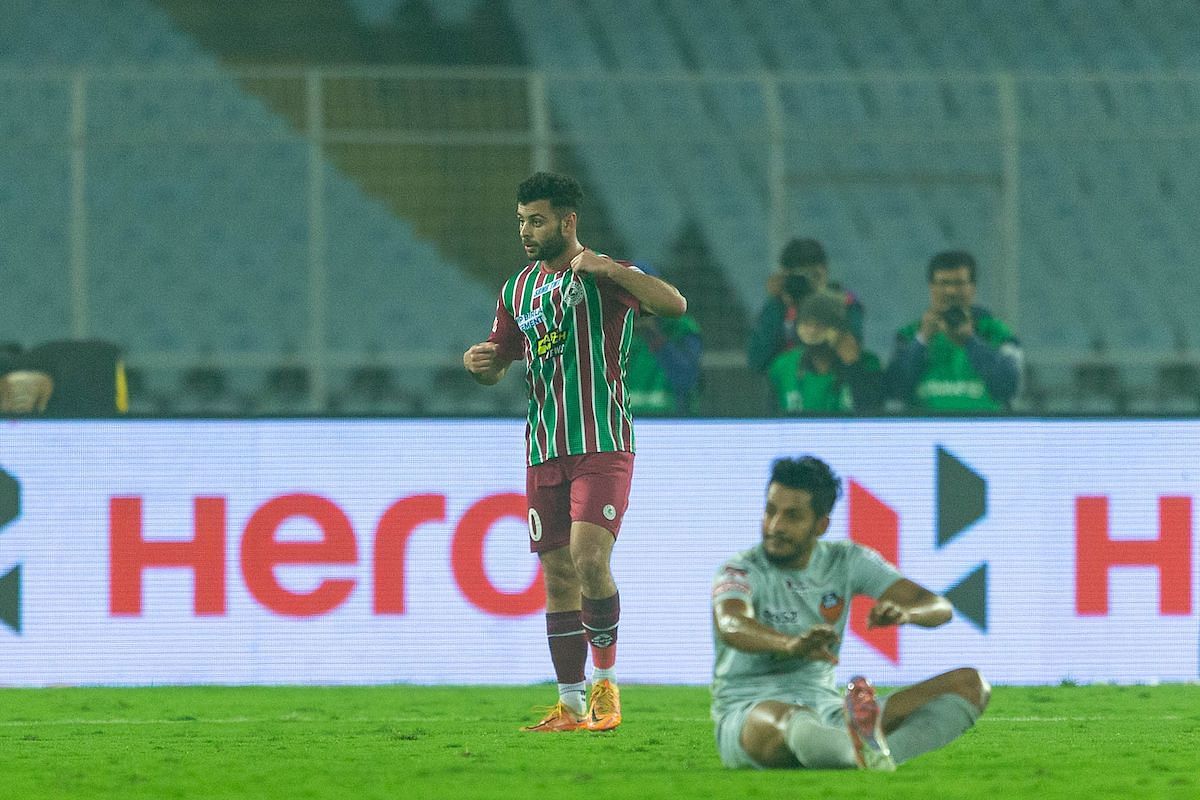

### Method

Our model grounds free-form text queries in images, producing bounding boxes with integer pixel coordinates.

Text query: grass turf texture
[1,684,1196,799]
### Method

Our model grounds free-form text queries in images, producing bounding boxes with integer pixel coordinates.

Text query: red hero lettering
[240,494,357,617]
[108,492,542,618]
[1075,495,1192,615]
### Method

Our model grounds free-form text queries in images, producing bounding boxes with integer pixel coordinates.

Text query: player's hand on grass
[867,599,910,628]
[787,624,839,664]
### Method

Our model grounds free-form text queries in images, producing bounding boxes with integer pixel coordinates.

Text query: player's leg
[566,451,634,731]
[570,520,621,730]
[523,462,588,732]
[879,667,990,764]
[736,701,860,769]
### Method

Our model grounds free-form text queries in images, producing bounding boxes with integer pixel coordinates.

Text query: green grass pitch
[1,683,1196,799]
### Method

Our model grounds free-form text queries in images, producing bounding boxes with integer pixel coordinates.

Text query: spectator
[748,238,864,373]
[886,251,1022,412]
[766,291,882,414]
[625,262,703,415]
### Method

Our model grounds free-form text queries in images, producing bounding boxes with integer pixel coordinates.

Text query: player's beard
[528,226,567,263]
[762,535,805,567]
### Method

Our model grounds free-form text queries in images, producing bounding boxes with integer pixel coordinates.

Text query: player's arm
[868,578,953,629]
[572,250,687,318]
[713,597,838,664]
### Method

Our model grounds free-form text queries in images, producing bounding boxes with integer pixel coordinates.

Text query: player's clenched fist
[463,342,510,386]
[463,341,498,373]
[867,599,910,628]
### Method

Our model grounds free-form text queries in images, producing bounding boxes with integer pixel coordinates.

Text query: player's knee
[540,552,579,598]
[570,549,612,588]
[740,704,799,769]
[949,667,990,711]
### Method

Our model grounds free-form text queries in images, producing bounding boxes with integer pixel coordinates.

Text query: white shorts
[713,696,847,769]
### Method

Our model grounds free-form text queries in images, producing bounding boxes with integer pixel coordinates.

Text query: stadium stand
[506,0,1200,410]
[4,0,1200,413]
[0,0,497,411]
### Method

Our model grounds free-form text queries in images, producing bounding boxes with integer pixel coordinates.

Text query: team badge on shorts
[602,504,617,521]
[819,591,845,623]
[527,508,543,542]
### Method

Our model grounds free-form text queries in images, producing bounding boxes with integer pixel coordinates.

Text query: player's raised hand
[787,624,839,664]
[570,248,616,278]
[867,599,911,628]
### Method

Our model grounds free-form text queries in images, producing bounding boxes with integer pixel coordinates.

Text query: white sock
[784,709,859,769]
[592,667,617,684]
[558,681,587,716]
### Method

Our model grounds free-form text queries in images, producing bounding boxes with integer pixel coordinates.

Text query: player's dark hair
[780,238,827,270]
[927,250,977,283]
[517,171,583,214]
[769,456,843,518]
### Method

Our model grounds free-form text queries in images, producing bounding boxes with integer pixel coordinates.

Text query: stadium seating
[0,0,497,409]
[512,0,1200,367]
[5,0,1200,413]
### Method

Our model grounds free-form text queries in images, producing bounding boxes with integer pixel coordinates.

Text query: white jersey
[711,540,902,716]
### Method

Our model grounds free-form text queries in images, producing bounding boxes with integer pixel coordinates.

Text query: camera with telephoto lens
[782,273,814,303]
[942,306,968,329]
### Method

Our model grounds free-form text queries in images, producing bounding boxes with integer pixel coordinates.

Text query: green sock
[886,693,981,765]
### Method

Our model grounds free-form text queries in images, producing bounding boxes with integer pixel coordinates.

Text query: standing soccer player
[463,172,687,732]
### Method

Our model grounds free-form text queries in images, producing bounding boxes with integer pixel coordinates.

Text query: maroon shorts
[525,451,635,553]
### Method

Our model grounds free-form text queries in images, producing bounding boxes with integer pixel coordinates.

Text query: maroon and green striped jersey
[488,258,642,466]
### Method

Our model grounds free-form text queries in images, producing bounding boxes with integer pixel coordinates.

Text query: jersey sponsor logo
[534,329,569,360]
[760,608,802,626]
[784,577,810,593]
[532,274,565,299]
[516,309,546,331]
[819,591,846,623]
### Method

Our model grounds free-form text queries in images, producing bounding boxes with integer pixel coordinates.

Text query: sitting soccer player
[711,456,989,770]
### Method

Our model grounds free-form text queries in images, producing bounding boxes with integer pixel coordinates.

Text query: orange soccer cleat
[521,701,586,732]
[585,679,622,731]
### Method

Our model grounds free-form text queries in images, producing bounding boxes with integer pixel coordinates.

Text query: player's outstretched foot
[521,701,585,732]
[585,679,622,731]
[844,676,896,772]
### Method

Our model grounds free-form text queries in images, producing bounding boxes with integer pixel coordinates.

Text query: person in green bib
[766,291,883,414]
[625,261,703,416]
[886,250,1023,412]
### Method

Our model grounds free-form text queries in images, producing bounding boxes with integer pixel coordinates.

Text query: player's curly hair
[517,171,583,213]
[769,456,843,518]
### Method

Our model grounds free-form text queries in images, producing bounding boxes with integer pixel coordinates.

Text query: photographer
[747,238,863,373]
[766,291,883,414]
[885,250,1022,412]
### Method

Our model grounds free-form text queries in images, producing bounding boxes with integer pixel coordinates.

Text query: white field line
[0,714,1183,728]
